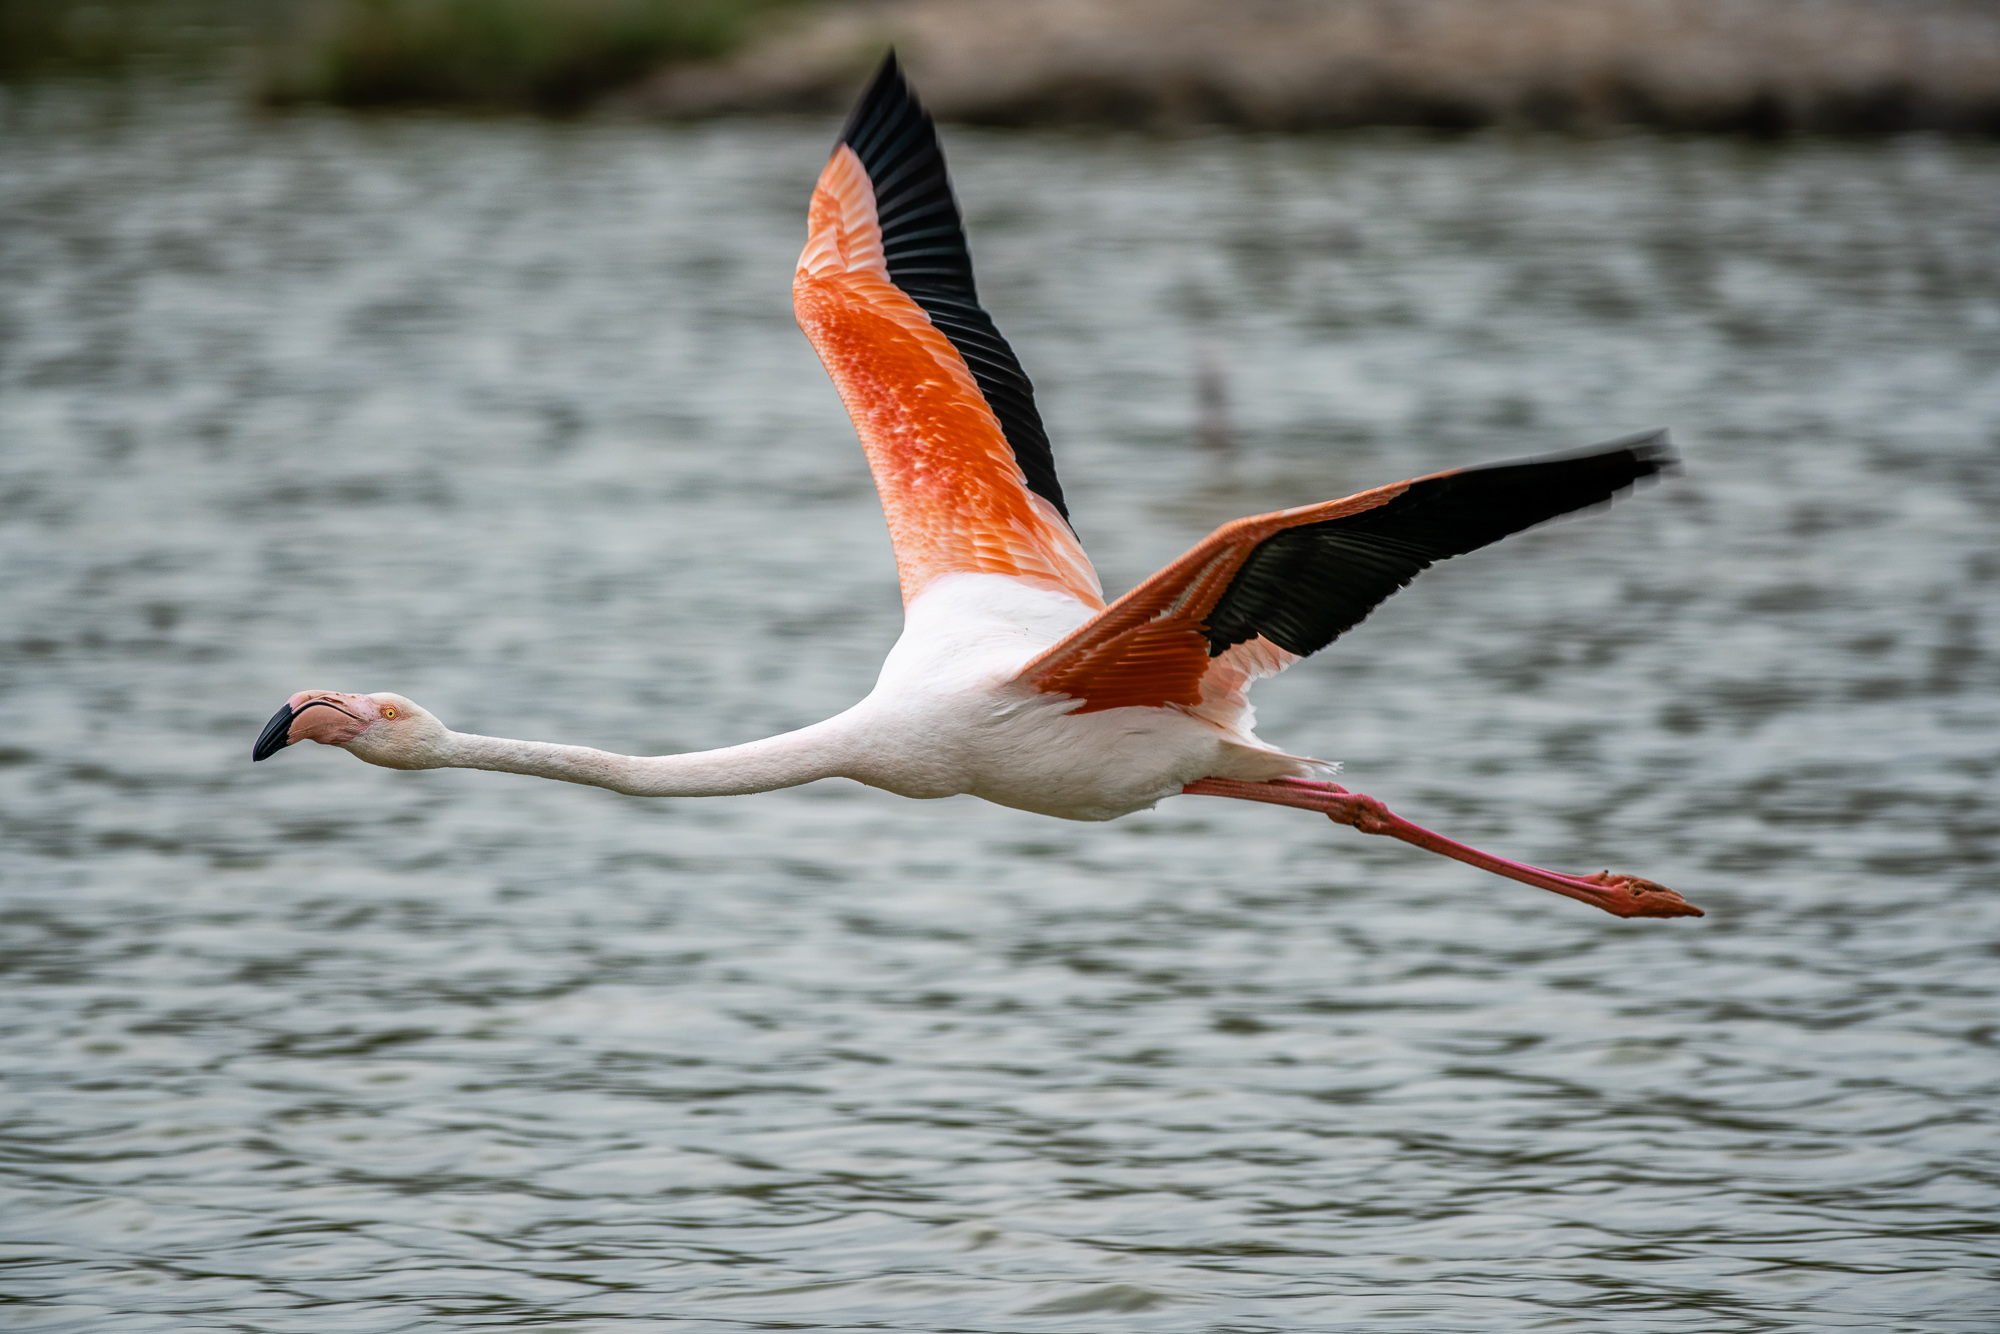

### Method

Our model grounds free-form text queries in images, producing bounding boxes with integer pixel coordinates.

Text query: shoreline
[10,0,1997,134]
[636,0,2000,134]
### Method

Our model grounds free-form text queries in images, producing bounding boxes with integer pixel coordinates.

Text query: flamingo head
[251,691,447,770]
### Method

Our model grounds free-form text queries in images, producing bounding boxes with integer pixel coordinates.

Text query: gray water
[2,83,1997,1332]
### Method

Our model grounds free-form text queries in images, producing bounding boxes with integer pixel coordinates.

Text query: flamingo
[253,55,1700,921]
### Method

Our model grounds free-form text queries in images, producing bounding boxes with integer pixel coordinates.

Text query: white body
[829,575,1320,820]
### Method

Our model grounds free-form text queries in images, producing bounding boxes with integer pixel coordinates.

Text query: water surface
[2,85,1997,1331]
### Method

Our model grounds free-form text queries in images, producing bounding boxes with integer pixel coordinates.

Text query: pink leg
[1182,777,1702,919]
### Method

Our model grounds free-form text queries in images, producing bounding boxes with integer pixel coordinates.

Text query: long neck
[430,717,855,798]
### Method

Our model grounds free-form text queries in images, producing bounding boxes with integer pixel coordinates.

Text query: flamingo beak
[251,692,377,762]
[252,703,295,761]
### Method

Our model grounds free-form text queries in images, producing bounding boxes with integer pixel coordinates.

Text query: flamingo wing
[1014,432,1673,717]
[794,54,1102,609]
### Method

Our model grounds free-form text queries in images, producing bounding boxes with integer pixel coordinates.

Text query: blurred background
[3,2,1998,1331]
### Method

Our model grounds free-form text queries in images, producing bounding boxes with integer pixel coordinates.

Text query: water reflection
[1,85,1996,1331]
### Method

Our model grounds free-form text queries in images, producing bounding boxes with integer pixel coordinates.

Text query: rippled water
[3,83,1997,1331]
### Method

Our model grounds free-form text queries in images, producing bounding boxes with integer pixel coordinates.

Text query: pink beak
[251,691,378,761]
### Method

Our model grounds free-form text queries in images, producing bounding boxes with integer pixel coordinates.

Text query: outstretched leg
[1182,777,1701,919]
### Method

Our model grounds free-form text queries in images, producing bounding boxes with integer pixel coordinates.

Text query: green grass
[0,0,283,78]
[260,0,798,110]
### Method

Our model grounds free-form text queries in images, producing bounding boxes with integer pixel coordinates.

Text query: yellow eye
[382,707,397,718]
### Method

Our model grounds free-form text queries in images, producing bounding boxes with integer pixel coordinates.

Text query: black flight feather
[1204,430,1675,658]
[838,52,1071,522]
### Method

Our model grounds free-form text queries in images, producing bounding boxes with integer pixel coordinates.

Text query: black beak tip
[252,703,295,762]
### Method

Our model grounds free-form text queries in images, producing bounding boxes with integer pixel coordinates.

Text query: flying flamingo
[253,55,1700,921]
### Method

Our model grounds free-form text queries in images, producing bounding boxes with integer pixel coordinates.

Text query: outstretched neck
[427,718,855,798]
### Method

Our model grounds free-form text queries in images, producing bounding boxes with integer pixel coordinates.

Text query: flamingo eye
[382,707,398,719]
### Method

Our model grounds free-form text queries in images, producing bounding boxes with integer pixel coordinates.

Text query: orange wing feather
[793,147,1102,610]
[1015,480,1414,713]
[1016,431,1672,717]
